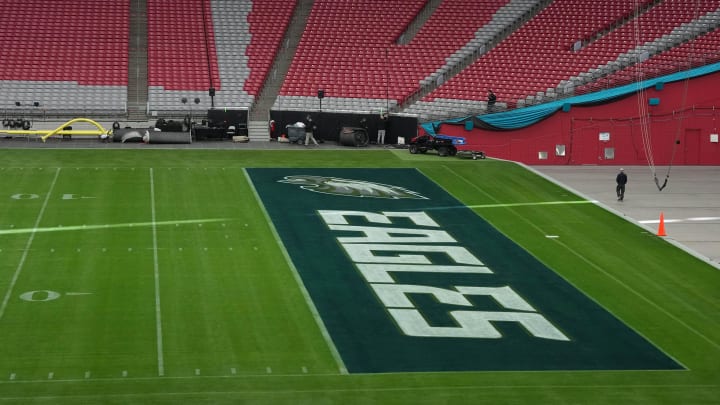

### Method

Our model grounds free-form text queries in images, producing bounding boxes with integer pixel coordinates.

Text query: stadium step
[249,0,314,121]
[248,120,269,141]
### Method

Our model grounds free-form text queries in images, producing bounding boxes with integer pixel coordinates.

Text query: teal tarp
[421,62,720,134]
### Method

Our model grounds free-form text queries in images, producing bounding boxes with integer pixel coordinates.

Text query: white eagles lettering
[319,210,569,341]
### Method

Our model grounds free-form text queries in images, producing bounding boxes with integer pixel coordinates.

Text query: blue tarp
[421,62,720,134]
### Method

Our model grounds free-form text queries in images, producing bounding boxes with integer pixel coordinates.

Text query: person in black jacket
[616,168,628,201]
[487,89,497,111]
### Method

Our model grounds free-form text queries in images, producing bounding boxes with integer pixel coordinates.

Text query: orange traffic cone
[657,212,667,237]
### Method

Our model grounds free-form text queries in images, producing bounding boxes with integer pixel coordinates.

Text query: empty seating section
[148,0,219,90]
[420,0,719,114]
[147,0,220,111]
[149,0,294,111]
[577,27,720,94]
[244,0,296,95]
[0,0,128,112]
[0,0,128,85]
[1,0,717,117]
[280,0,425,105]
[392,0,508,99]
[422,0,656,107]
[579,0,719,69]
[277,0,512,111]
[210,0,253,109]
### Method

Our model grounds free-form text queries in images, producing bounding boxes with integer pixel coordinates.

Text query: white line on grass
[243,169,348,375]
[0,167,60,322]
[150,168,165,377]
[468,200,598,209]
[0,218,231,236]
[441,165,718,357]
[412,200,598,213]
[639,216,720,224]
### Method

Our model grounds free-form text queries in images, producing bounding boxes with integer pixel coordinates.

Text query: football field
[0,149,717,404]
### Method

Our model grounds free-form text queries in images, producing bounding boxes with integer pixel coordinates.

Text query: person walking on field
[304,115,318,146]
[616,168,628,201]
[376,113,388,145]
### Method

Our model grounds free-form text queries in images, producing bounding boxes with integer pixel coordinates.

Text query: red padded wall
[438,71,720,165]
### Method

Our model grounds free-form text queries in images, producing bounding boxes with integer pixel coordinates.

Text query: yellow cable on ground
[0,118,111,142]
[39,118,110,142]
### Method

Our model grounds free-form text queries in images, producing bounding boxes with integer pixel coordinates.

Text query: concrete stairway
[127,0,148,121]
[247,120,269,141]
[248,0,314,125]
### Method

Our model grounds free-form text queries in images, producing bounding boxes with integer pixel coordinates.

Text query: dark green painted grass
[0,149,717,404]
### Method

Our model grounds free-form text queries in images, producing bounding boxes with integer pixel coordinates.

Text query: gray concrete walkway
[532,165,720,268]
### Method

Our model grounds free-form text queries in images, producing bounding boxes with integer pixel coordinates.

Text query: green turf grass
[0,149,717,404]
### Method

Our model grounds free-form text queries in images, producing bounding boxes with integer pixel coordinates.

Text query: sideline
[243,169,348,375]
[149,168,165,377]
[0,168,60,321]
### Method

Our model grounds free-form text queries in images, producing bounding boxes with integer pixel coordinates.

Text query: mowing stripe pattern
[248,168,683,373]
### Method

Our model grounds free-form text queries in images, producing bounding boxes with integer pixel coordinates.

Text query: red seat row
[0,0,129,85]
[422,0,718,106]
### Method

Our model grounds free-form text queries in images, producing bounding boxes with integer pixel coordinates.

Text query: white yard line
[150,168,165,377]
[0,167,60,321]
[443,164,716,357]
[243,169,348,375]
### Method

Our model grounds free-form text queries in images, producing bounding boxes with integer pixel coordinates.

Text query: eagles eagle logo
[279,175,428,199]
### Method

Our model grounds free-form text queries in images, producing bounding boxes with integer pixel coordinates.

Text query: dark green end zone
[248,168,682,373]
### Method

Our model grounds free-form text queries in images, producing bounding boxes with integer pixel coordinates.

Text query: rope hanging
[657,0,701,191]
[632,0,699,191]
[632,0,661,189]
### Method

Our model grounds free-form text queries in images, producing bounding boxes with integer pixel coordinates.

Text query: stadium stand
[0,0,129,113]
[575,16,720,94]
[1,0,717,122]
[275,0,426,112]
[406,0,720,120]
[243,0,296,97]
[273,0,556,113]
[147,0,295,113]
[147,0,220,112]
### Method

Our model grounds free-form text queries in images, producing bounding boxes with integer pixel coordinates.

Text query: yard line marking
[243,169,348,375]
[639,216,720,224]
[467,200,597,209]
[47,372,53,380]
[84,371,90,379]
[409,200,598,213]
[265,367,272,374]
[150,168,165,377]
[552,234,718,355]
[195,369,200,376]
[122,370,128,377]
[9,373,15,381]
[0,167,60,322]
[0,218,232,236]
[442,166,703,362]
[230,368,237,375]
